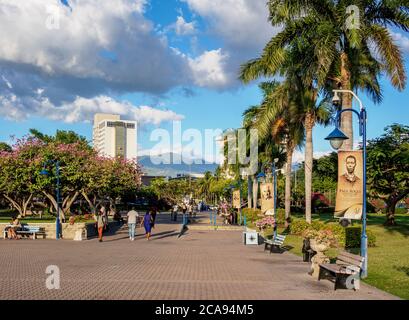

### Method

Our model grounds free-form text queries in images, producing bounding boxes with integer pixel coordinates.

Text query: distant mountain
[137,153,218,177]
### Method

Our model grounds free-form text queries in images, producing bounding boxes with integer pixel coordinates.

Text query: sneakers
[99,239,102,242]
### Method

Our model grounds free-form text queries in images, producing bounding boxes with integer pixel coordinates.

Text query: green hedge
[242,208,262,224]
[289,218,376,248]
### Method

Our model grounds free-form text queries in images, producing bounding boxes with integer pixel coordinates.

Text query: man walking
[127,207,139,241]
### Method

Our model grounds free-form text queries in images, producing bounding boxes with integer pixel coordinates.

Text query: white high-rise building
[92,113,137,160]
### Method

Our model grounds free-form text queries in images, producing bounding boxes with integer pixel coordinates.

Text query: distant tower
[92,113,137,160]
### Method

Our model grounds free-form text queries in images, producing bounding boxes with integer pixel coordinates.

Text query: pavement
[0,212,399,300]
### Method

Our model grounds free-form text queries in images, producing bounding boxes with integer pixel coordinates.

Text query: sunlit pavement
[0,212,399,300]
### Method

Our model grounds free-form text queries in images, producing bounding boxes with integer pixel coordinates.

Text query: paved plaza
[0,213,398,300]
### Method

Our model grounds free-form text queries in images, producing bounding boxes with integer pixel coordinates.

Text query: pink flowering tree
[81,156,142,214]
[0,137,44,217]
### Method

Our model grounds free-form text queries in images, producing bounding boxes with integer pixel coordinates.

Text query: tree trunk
[3,194,23,217]
[247,175,252,208]
[385,197,398,226]
[340,52,353,151]
[252,175,258,209]
[43,191,67,221]
[285,145,294,228]
[305,112,315,224]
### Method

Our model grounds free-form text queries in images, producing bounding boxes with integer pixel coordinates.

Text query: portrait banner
[335,151,363,220]
[260,183,274,214]
[233,190,241,209]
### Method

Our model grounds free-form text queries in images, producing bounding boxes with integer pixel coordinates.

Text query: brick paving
[0,212,399,300]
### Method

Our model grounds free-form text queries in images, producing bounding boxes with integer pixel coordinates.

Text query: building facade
[92,113,137,160]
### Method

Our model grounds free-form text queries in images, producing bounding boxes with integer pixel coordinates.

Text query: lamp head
[40,169,49,176]
[325,127,349,150]
[332,91,341,106]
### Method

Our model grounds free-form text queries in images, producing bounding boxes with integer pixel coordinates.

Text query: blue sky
[0,0,408,164]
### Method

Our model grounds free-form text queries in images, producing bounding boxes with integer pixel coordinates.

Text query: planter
[308,239,330,279]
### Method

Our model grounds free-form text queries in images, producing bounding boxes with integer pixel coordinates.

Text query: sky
[0,0,408,164]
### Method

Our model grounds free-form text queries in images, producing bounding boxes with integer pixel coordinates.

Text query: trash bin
[302,238,316,262]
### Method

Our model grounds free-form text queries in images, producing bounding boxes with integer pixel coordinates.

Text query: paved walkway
[0,212,398,300]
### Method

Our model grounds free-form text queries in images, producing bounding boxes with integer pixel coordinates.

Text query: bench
[264,234,286,253]
[318,251,364,290]
[16,226,46,240]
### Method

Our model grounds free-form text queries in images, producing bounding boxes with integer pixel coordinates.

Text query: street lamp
[40,160,61,240]
[325,89,368,278]
[272,158,279,240]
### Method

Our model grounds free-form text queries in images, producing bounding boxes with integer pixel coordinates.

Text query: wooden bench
[318,251,364,290]
[16,226,46,240]
[264,234,286,253]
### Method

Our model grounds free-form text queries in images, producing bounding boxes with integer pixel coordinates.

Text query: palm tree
[242,82,304,225]
[261,0,408,150]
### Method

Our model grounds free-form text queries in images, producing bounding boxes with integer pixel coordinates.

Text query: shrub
[290,219,377,248]
[242,208,262,224]
[289,219,311,235]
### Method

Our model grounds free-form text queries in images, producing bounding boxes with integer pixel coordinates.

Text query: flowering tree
[0,138,43,217]
[0,135,143,219]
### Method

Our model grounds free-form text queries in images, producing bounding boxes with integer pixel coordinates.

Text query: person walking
[141,210,153,240]
[95,208,107,242]
[171,204,178,222]
[127,207,139,241]
[150,207,157,228]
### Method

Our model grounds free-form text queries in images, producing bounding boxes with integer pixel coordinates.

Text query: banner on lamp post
[335,151,363,220]
[233,190,241,209]
[260,183,274,214]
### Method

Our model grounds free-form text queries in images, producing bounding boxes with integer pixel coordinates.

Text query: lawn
[250,213,409,300]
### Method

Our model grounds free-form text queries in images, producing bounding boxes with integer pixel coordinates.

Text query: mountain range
[137,153,219,177]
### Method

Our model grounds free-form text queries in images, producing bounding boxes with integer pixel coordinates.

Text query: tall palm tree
[258,0,408,150]
[242,82,304,225]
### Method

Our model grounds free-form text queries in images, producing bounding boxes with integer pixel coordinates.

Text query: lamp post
[272,158,279,240]
[40,160,61,240]
[325,89,368,278]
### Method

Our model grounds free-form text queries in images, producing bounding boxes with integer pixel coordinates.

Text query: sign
[233,190,241,209]
[243,231,260,245]
[335,151,363,220]
[260,183,274,214]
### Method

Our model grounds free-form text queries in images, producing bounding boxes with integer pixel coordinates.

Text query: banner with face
[260,183,274,214]
[335,151,363,220]
[233,190,241,209]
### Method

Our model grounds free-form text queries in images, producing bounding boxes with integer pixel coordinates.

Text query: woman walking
[141,210,153,240]
[95,208,107,242]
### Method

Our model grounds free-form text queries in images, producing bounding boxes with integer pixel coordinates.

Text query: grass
[249,213,409,300]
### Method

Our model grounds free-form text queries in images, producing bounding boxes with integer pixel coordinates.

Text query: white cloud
[0,0,191,117]
[188,49,230,88]
[183,0,275,50]
[391,31,409,53]
[0,93,184,126]
[174,16,197,36]
[183,0,280,88]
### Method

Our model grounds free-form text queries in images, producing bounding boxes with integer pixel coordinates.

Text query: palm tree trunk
[285,145,294,227]
[340,52,353,151]
[247,175,252,208]
[252,175,258,209]
[305,112,314,224]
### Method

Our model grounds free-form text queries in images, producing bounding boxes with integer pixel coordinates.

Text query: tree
[150,178,192,205]
[29,129,90,148]
[265,0,408,150]
[0,138,43,217]
[0,142,11,152]
[240,82,304,225]
[366,124,409,226]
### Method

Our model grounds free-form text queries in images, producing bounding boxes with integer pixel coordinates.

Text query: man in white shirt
[127,207,139,241]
